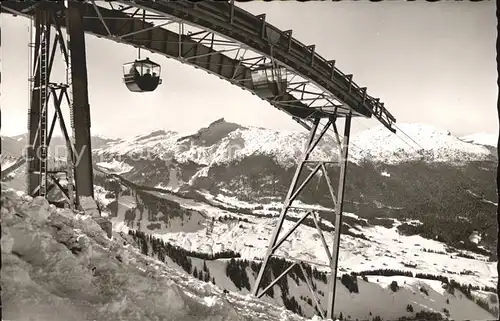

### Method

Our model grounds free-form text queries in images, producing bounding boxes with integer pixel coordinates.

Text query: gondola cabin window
[250,63,287,98]
[122,58,162,92]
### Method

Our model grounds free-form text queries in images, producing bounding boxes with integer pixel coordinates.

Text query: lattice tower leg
[66,141,76,209]
[27,9,51,198]
[38,15,49,197]
[326,114,351,320]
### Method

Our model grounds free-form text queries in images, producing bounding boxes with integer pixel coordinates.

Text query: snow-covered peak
[96,124,338,168]
[460,132,498,148]
[134,129,177,141]
[350,123,494,164]
[177,118,245,146]
[90,133,121,142]
[95,121,495,167]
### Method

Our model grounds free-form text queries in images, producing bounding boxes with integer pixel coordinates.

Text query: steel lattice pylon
[252,114,352,320]
[27,1,94,210]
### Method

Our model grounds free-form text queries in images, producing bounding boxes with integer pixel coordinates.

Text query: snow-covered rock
[79,195,101,217]
[23,196,51,223]
[1,226,14,254]
[0,189,317,321]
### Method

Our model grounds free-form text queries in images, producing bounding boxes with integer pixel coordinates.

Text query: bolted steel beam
[326,113,352,320]
[66,1,95,205]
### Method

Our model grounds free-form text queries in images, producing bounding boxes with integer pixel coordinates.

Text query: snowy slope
[89,174,499,320]
[2,122,498,320]
[460,133,498,148]
[1,136,25,169]
[1,187,318,321]
[89,121,498,252]
[4,122,495,180]
[106,188,497,292]
[96,184,498,320]
[95,159,134,175]
[184,256,496,321]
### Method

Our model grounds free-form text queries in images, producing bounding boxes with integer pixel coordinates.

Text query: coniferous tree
[203,261,208,273]
[420,286,429,296]
[141,235,149,255]
[225,258,251,291]
[341,274,359,293]
[390,280,399,292]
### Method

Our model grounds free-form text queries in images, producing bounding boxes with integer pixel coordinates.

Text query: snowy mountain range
[1,120,498,320]
[87,120,498,246]
[92,120,496,168]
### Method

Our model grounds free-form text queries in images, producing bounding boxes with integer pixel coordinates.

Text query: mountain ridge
[93,120,497,167]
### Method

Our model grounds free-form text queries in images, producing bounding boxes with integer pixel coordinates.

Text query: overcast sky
[1,1,497,139]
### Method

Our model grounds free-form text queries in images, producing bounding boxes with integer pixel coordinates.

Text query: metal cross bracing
[27,15,73,206]
[114,0,396,129]
[251,114,352,320]
[25,2,93,209]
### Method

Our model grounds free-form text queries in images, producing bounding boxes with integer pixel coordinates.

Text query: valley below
[2,120,498,320]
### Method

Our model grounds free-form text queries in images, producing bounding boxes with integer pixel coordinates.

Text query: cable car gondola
[122,57,162,92]
[250,63,287,98]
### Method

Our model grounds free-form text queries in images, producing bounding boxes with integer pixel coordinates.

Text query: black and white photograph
[0,1,498,320]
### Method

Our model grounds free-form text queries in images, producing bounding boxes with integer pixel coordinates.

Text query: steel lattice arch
[1,1,397,320]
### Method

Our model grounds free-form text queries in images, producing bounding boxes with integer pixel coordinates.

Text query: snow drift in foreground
[0,188,317,321]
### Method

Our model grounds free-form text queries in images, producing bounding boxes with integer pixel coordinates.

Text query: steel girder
[1,1,396,133]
